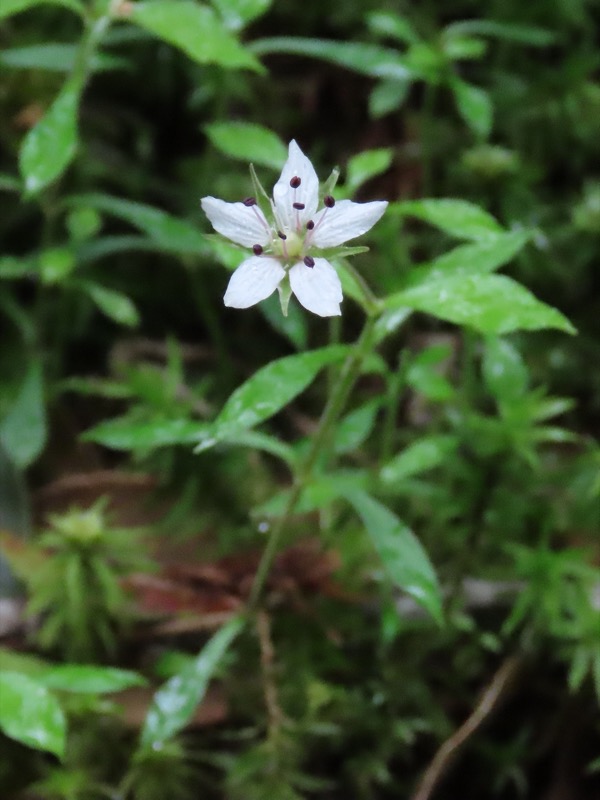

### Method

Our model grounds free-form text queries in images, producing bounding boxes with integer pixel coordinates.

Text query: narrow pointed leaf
[38,665,147,694]
[451,78,493,138]
[0,672,66,757]
[67,193,209,255]
[0,360,46,468]
[19,75,83,194]
[130,1,262,71]
[394,198,503,240]
[250,37,412,80]
[141,616,244,748]
[346,491,443,623]
[204,122,287,169]
[214,345,349,437]
[405,230,530,287]
[386,274,575,335]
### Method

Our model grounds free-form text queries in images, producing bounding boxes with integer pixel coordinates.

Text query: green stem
[248,314,378,608]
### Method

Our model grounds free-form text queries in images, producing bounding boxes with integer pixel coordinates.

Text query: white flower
[201,140,388,317]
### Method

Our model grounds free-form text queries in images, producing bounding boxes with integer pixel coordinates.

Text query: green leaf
[380,435,458,484]
[394,198,503,240]
[38,665,147,694]
[38,246,76,284]
[79,281,140,327]
[67,194,208,256]
[345,491,443,623]
[0,43,127,72]
[386,274,576,335]
[334,400,380,455]
[445,19,555,46]
[369,78,411,118]
[204,122,287,170]
[483,337,528,402]
[366,10,420,45]
[442,35,487,61]
[0,360,46,468]
[209,345,349,440]
[451,78,493,138]
[250,37,412,80]
[0,672,66,757]
[83,416,203,450]
[19,75,83,194]
[405,230,530,287]
[210,0,271,31]
[141,616,244,748]
[345,148,393,194]
[0,0,83,21]
[130,0,262,71]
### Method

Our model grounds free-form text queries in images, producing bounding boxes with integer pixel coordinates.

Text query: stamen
[277,231,287,240]
[324,195,335,208]
[253,244,263,255]
[293,202,305,210]
[290,176,301,188]
[243,197,257,207]
[303,256,315,268]
[306,220,315,230]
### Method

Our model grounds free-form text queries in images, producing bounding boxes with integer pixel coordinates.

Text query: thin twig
[411,655,524,800]
[256,610,283,744]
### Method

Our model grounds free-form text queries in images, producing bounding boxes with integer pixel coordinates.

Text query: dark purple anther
[306,220,315,230]
[277,231,287,240]
[293,202,305,210]
[324,195,335,208]
[243,197,257,207]
[253,244,263,255]
[290,176,301,188]
[303,256,315,268]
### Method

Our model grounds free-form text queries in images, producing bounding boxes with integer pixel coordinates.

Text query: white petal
[310,199,388,247]
[224,256,285,308]
[289,258,342,317]
[201,196,271,247]
[272,140,319,232]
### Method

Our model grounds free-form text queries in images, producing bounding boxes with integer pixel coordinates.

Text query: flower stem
[248,314,378,609]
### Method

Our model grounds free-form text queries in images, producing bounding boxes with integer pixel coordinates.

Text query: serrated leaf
[131,0,262,71]
[0,672,66,757]
[38,665,147,694]
[394,198,503,240]
[0,360,46,468]
[141,616,243,748]
[451,77,493,138]
[67,194,208,256]
[386,274,575,335]
[79,281,140,327]
[345,491,443,623]
[19,75,83,194]
[380,435,458,484]
[251,37,412,80]
[204,122,287,170]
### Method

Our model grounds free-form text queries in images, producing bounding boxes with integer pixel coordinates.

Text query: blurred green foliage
[1,0,599,798]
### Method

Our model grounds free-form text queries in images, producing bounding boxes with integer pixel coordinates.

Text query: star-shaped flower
[201,140,388,317]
